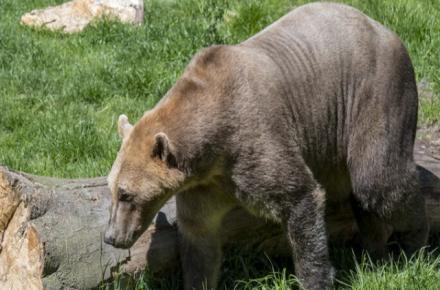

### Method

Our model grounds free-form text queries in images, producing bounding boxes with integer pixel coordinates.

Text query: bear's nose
[104,229,115,245]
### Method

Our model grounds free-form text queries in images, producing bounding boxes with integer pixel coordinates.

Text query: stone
[21,0,144,33]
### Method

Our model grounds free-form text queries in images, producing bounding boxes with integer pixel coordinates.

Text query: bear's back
[234,3,418,196]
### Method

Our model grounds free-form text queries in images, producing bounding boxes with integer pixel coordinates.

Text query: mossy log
[0,141,439,289]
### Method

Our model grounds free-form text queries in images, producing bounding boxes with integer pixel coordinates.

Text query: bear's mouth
[113,214,157,248]
[111,239,133,249]
[106,229,141,249]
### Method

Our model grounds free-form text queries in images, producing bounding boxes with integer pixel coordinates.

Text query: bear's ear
[152,132,177,167]
[118,114,133,139]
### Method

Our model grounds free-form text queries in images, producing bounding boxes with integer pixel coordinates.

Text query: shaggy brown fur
[105,3,428,289]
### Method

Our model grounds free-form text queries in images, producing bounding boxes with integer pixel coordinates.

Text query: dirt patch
[417,125,440,161]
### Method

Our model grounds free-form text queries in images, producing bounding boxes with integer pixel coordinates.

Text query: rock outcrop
[21,0,144,33]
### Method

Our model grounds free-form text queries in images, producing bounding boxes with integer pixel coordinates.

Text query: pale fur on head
[118,114,133,139]
[107,114,133,192]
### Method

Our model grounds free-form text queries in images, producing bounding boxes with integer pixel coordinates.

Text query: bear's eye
[118,189,134,202]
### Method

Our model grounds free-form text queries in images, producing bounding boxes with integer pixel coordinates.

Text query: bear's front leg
[286,186,334,290]
[179,229,222,290]
[176,187,237,290]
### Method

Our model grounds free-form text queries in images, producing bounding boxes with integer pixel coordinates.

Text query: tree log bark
[0,141,439,289]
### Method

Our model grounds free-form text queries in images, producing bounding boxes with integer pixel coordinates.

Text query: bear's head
[104,114,185,248]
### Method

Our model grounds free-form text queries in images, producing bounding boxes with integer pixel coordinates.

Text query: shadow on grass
[100,236,440,290]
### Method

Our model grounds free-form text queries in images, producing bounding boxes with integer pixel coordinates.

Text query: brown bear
[104,2,428,289]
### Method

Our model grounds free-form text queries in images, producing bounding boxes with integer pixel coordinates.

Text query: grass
[341,250,440,290]
[1,0,440,289]
[101,248,440,290]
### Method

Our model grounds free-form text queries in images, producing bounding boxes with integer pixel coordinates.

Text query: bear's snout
[103,228,116,246]
[104,225,133,248]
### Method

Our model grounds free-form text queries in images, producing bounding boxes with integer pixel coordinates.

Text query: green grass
[341,250,440,290]
[1,0,440,289]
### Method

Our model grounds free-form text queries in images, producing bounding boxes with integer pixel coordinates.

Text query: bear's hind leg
[350,195,392,260]
[285,186,334,290]
[391,191,429,256]
[349,160,429,258]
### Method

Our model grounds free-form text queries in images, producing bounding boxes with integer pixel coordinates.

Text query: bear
[104,2,428,289]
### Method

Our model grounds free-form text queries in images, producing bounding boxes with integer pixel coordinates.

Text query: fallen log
[0,141,439,289]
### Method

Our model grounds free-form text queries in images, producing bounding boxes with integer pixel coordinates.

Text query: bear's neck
[148,74,236,176]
